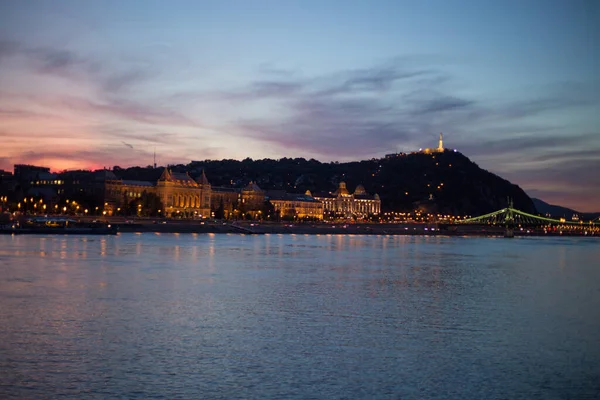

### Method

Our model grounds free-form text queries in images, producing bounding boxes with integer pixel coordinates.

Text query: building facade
[156,169,211,217]
[240,181,265,218]
[267,191,324,220]
[313,182,380,219]
[104,168,211,218]
[210,186,241,219]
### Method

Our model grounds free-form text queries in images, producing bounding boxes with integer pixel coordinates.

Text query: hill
[532,198,600,221]
[113,151,536,216]
[532,198,578,218]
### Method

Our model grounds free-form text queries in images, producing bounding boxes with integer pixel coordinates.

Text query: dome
[354,184,366,195]
[334,181,350,196]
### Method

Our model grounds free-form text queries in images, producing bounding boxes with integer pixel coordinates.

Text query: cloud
[101,68,155,93]
[219,64,466,157]
[412,96,474,115]
[98,127,181,145]
[0,107,60,120]
[0,40,19,59]
[457,132,600,158]
[0,38,160,96]
[59,96,202,127]
[0,156,10,170]
[312,67,431,97]
[0,39,200,131]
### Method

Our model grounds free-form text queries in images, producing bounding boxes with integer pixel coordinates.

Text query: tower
[438,132,443,151]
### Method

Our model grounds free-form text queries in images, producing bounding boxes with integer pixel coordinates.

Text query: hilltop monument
[420,132,446,154]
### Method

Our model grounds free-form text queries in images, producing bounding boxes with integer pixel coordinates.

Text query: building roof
[333,181,350,196]
[36,172,58,180]
[94,170,118,181]
[212,186,240,193]
[312,192,336,199]
[243,181,263,193]
[158,168,199,186]
[354,193,380,200]
[196,169,210,185]
[354,184,366,195]
[122,180,154,187]
[267,191,321,203]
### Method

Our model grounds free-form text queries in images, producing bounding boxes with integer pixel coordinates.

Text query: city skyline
[1,1,599,211]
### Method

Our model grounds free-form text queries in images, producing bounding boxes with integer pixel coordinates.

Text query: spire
[158,167,171,181]
[198,169,210,185]
[438,132,443,151]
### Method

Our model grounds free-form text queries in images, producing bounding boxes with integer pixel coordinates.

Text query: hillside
[113,151,536,216]
[532,198,578,218]
[532,198,600,220]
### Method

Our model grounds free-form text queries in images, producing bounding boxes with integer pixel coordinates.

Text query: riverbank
[111,220,597,237]
[4,216,596,237]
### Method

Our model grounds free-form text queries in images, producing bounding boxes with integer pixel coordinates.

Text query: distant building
[0,170,16,195]
[210,186,241,219]
[267,190,324,220]
[104,168,211,218]
[313,182,380,218]
[13,164,50,182]
[241,181,266,213]
[0,170,13,212]
[12,165,67,204]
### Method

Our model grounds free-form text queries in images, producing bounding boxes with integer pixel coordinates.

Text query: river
[1,234,599,399]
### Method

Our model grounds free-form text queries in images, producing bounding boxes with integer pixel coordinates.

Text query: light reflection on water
[0,234,599,399]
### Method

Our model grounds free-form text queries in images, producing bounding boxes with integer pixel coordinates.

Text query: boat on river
[0,217,118,235]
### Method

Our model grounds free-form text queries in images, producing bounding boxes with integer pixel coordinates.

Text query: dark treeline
[112,151,536,216]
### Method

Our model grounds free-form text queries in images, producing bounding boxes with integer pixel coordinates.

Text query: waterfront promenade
[58,216,598,237]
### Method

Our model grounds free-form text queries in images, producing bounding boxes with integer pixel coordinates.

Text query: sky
[0,0,599,211]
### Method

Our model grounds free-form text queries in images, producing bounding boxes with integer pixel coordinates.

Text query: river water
[0,234,599,399]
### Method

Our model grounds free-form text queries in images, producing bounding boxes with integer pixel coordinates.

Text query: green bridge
[453,200,599,236]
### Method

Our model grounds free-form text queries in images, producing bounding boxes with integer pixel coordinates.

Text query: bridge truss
[460,206,600,231]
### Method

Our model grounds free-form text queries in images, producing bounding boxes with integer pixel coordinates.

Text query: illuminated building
[104,168,211,218]
[241,181,266,215]
[210,181,268,219]
[210,186,240,218]
[313,182,381,218]
[267,190,324,220]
